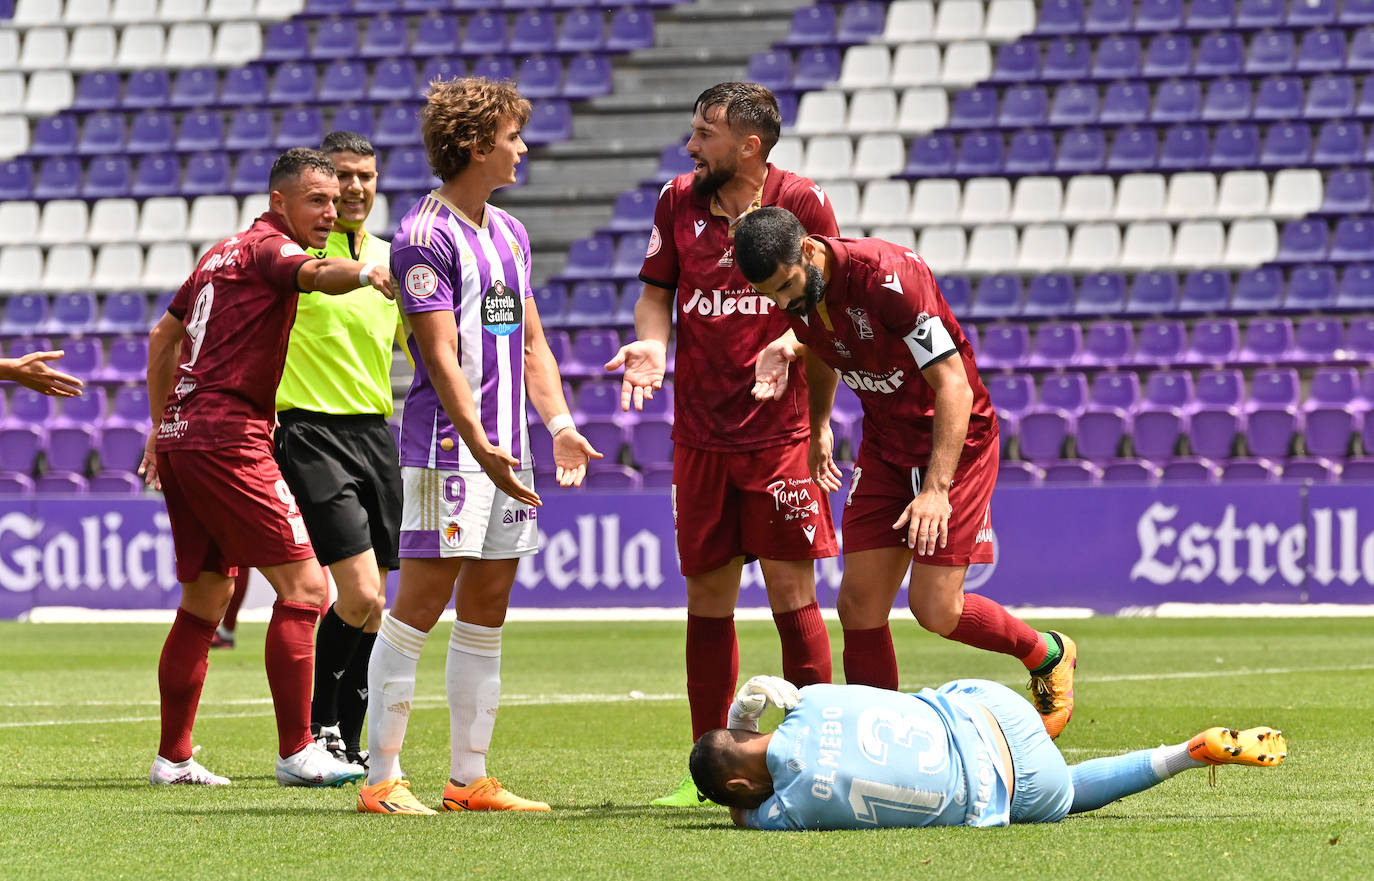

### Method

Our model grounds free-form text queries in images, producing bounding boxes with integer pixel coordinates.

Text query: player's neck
[714,163,767,220]
[437,178,492,227]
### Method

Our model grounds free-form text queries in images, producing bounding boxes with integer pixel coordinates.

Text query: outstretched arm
[0,350,83,398]
[604,283,671,411]
[297,258,397,298]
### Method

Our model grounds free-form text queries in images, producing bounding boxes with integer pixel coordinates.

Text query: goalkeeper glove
[726,675,801,732]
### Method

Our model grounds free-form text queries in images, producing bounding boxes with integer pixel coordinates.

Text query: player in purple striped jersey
[358,78,600,815]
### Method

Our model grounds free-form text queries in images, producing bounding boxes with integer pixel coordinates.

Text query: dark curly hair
[268,147,335,191]
[420,77,532,182]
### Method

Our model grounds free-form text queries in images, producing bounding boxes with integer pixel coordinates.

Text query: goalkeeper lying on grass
[690,675,1286,831]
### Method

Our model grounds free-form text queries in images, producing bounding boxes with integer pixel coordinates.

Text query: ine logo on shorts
[481,279,521,336]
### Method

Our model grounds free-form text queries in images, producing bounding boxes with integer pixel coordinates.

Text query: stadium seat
[1042,38,1091,81]
[1143,34,1191,78]
[1185,317,1242,366]
[1135,318,1187,364]
[1027,321,1083,368]
[971,275,1023,320]
[1202,78,1253,121]
[1337,265,1374,308]
[1293,315,1342,363]
[1107,126,1158,171]
[607,6,655,51]
[1049,83,1098,126]
[1018,372,1089,461]
[1132,370,1193,459]
[1178,270,1231,312]
[1287,269,1339,312]
[1303,367,1363,457]
[1022,273,1075,316]
[1080,319,1133,367]
[1115,173,1166,221]
[1095,36,1143,79]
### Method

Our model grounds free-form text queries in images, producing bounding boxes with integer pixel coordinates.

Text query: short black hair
[694,82,781,159]
[688,730,743,808]
[734,206,806,285]
[320,130,375,157]
[268,147,335,191]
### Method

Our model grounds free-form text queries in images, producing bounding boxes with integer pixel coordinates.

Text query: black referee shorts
[273,410,402,570]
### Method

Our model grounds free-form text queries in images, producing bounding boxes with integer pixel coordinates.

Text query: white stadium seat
[1068,223,1122,270]
[14,0,63,25]
[1268,169,1323,218]
[0,115,30,160]
[802,135,854,182]
[239,195,268,230]
[966,224,1019,273]
[0,31,19,72]
[852,134,905,180]
[0,201,40,246]
[916,225,967,273]
[1010,176,1064,224]
[88,199,142,244]
[257,0,305,18]
[839,46,892,90]
[0,73,20,115]
[24,71,75,115]
[207,0,257,21]
[896,87,949,133]
[372,192,389,232]
[1113,173,1166,222]
[187,195,240,243]
[1172,220,1225,268]
[1119,221,1173,270]
[143,243,196,291]
[117,24,167,68]
[891,44,942,88]
[985,0,1037,42]
[19,28,70,72]
[1222,219,1278,267]
[213,21,263,66]
[1163,172,1217,219]
[846,89,897,134]
[882,1,935,44]
[42,244,95,290]
[794,91,848,136]
[160,0,208,22]
[68,26,118,71]
[1017,224,1071,272]
[940,41,992,87]
[870,226,917,250]
[859,180,912,227]
[65,0,114,25]
[166,23,215,67]
[138,197,191,244]
[0,246,44,292]
[960,177,1012,224]
[37,200,91,246]
[769,136,803,173]
[111,0,159,23]
[824,181,860,228]
[910,178,962,225]
[1215,170,1269,219]
[93,243,146,291]
[1062,175,1115,222]
[934,0,986,41]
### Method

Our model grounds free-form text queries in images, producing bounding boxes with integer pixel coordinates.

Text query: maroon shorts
[158,444,316,583]
[672,440,838,577]
[841,438,998,566]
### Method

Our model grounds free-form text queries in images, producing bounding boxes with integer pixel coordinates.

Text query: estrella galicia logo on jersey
[766,478,820,522]
[502,508,537,524]
[406,264,439,299]
[646,225,662,258]
[845,306,874,340]
[481,279,522,336]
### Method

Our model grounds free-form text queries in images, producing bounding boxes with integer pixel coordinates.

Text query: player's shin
[157,608,217,762]
[1067,750,1162,815]
[774,601,832,686]
[686,614,739,738]
[265,600,320,758]
[841,625,898,690]
[367,615,426,785]
[446,620,501,784]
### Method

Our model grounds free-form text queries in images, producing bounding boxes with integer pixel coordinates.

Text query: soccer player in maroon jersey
[139,147,398,787]
[735,207,1078,740]
[605,83,839,805]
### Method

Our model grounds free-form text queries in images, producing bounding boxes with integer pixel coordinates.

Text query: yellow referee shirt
[277,226,400,417]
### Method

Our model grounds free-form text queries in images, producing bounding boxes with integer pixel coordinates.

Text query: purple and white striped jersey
[391,192,534,471]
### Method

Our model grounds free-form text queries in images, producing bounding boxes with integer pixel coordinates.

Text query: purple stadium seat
[1102,458,1161,484]
[1238,317,1295,365]
[1238,0,1286,27]
[170,67,217,108]
[1023,275,1075,316]
[654,143,693,181]
[564,53,612,99]
[607,187,657,234]
[1287,269,1339,313]
[2,294,48,336]
[998,460,1044,485]
[1185,317,1241,366]
[0,472,34,495]
[1138,0,1184,30]
[568,329,621,378]
[557,8,604,52]
[1107,126,1159,170]
[1260,122,1312,166]
[1076,372,1140,459]
[49,334,102,377]
[612,233,648,280]
[1049,83,1098,125]
[106,383,149,425]
[572,379,622,419]
[275,108,324,150]
[1280,457,1335,482]
[131,154,180,198]
[1253,76,1303,120]
[748,50,794,91]
[1159,124,1209,169]
[1276,220,1329,265]
[1337,265,1374,308]
[1132,369,1193,458]
[419,57,466,91]
[1160,457,1221,483]
[96,293,149,335]
[1052,128,1104,172]
[1074,273,1127,314]
[330,106,374,140]
[1350,26,1374,70]
[524,100,572,145]
[1003,130,1053,174]
[1244,367,1301,456]
[262,21,308,62]
[977,324,1030,370]
[1027,321,1083,368]
[972,276,1023,319]
[1042,38,1091,80]
[564,281,618,327]
[35,472,87,494]
[383,148,435,191]
[1344,457,1374,481]
[176,111,224,153]
[781,4,836,46]
[1231,268,1284,310]
[1210,123,1260,168]
[992,41,1040,82]
[608,7,655,51]
[986,373,1036,448]
[1042,461,1104,484]
[1152,81,1203,124]
[269,62,317,105]
[125,110,174,155]
[6,337,52,362]
[1202,78,1253,121]
[225,109,273,152]
[47,292,98,335]
[1320,169,1372,213]
[542,329,571,368]
[1100,81,1150,126]
[47,424,96,474]
[532,283,568,325]
[949,88,998,129]
[411,12,459,56]
[310,18,359,59]
[518,54,564,99]
[1135,318,1187,365]
[1179,270,1230,313]
[0,160,34,201]
[1087,0,1133,32]
[1220,458,1280,482]
[1303,366,1362,457]
[1290,0,1337,25]
[954,132,1005,176]
[462,14,507,54]
[1039,0,1086,33]
[183,152,230,197]
[221,66,268,107]
[93,335,149,383]
[1080,320,1133,367]
[938,276,972,315]
[36,157,83,200]
[1331,218,1374,262]
[1142,34,1190,78]
[905,134,956,177]
[1000,86,1049,127]
[373,103,421,148]
[793,47,842,90]
[1018,372,1088,460]
[560,235,614,281]
[1297,28,1346,72]
[30,115,78,157]
[510,10,557,54]
[78,112,126,157]
[838,1,886,42]
[1246,31,1296,74]
[582,465,642,491]
[230,150,274,196]
[1197,33,1245,76]
[124,70,171,109]
[359,15,407,59]
[641,463,674,488]
[74,70,121,111]
[1094,36,1143,79]
[1127,272,1180,314]
[1190,368,1245,457]
[577,417,626,464]
[317,60,366,104]
[1305,74,1356,118]
[89,470,143,494]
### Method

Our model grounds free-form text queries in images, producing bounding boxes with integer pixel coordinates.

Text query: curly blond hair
[420,77,532,182]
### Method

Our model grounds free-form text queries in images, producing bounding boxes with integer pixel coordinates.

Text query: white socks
[1150,741,1207,779]
[446,620,502,785]
[365,615,427,786]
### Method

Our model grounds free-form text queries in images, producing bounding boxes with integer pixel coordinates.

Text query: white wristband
[547,413,575,438]
[358,262,378,287]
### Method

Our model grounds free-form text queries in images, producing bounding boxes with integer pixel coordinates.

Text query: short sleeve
[873,253,959,370]
[784,178,841,238]
[251,233,313,295]
[741,796,801,831]
[167,273,196,321]
[392,241,455,316]
[638,181,679,290]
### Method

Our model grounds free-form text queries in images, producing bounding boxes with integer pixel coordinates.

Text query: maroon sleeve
[166,273,195,321]
[252,232,315,295]
[873,249,943,338]
[638,182,680,290]
[784,177,841,238]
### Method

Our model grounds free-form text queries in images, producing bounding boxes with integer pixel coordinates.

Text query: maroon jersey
[639,164,839,452]
[157,213,313,451]
[788,237,998,468]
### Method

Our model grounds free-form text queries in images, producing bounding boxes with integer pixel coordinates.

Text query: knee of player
[909,596,959,636]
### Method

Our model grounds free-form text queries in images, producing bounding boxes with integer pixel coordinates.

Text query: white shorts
[398,466,539,560]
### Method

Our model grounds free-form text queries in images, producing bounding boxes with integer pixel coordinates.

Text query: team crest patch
[507,238,524,265]
[645,225,661,258]
[442,519,462,549]
[280,241,307,257]
[406,264,439,299]
[845,306,874,340]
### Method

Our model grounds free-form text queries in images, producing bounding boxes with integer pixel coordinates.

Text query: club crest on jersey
[646,225,662,257]
[279,241,307,258]
[481,279,522,336]
[507,237,524,266]
[832,339,852,358]
[406,264,439,299]
[845,307,874,340]
[442,519,462,549]
[717,246,734,268]
[693,219,706,238]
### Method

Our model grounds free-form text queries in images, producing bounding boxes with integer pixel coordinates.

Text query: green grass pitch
[0,616,1369,881]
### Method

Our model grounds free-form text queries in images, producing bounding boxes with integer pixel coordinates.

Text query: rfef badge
[481,279,521,336]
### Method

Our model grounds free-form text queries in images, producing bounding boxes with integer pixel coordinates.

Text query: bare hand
[553,428,603,488]
[604,340,666,411]
[809,424,843,493]
[893,490,952,556]
[751,337,797,402]
[137,429,161,491]
[368,265,397,300]
[1,350,84,397]
[473,442,542,507]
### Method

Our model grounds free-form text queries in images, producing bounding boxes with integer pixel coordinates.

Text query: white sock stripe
[450,621,502,656]
[379,615,428,658]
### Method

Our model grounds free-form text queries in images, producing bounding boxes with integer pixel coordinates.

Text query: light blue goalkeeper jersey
[741,683,1012,831]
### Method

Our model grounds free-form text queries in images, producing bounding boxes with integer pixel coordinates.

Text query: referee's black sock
[337,629,377,754]
[311,604,364,730]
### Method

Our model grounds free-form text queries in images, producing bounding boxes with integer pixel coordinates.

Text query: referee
[274,130,402,768]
